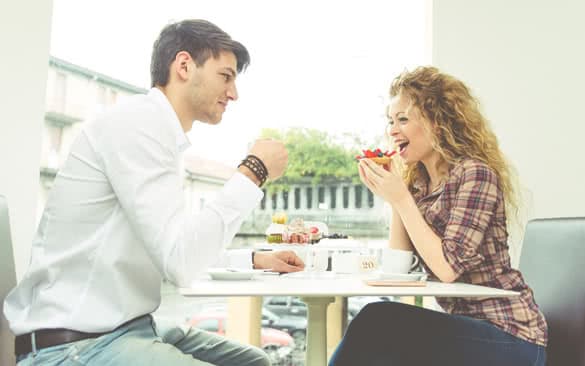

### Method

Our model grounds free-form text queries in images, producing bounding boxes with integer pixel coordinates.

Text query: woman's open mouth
[398,142,409,155]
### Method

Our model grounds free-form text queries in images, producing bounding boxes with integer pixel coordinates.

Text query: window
[282,191,289,210]
[368,190,374,208]
[355,185,362,209]
[294,187,300,209]
[260,189,266,210]
[271,193,277,210]
[318,187,325,204]
[343,186,349,209]
[306,187,312,209]
[330,187,337,209]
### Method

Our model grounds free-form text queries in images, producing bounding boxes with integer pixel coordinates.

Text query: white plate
[375,272,427,282]
[207,268,266,281]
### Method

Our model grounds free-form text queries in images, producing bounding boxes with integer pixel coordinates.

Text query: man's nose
[227,83,238,101]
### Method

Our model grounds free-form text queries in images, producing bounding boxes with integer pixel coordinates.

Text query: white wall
[431,0,585,219]
[0,0,54,280]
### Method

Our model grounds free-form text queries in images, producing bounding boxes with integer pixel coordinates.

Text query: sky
[50,0,428,165]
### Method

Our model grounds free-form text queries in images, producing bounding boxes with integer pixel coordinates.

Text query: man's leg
[162,324,270,366]
[16,316,269,366]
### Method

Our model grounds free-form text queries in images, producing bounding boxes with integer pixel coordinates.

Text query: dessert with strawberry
[355,148,397,165]
[282,218,310,244]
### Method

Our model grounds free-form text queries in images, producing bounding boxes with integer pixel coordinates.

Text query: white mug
[381,248,419,274]
[331,252,359,274]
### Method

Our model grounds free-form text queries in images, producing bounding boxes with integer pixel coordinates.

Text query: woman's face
[387,94,438,166]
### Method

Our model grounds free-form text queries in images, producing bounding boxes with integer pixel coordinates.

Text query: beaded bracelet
[247,154,268,177]
[238,155,268,187]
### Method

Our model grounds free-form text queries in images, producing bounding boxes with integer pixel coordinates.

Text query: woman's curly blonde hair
[389,66,519,220]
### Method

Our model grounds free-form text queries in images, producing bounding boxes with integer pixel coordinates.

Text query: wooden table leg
[300,296,335,366]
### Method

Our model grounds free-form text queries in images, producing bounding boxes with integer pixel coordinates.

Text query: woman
[329,67,547,366]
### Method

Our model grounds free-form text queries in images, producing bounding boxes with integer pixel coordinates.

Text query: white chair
[0,195,17,365]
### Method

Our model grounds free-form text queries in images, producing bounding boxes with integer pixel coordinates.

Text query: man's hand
[248,139,288,181]
[253,250,304,273]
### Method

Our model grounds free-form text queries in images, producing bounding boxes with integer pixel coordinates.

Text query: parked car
[263,296,393,322]
[263,296,307,318]
[262,308,307,349]
[187,311,294,365]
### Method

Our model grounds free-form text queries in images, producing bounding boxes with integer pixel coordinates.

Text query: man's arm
[98,113,263,287]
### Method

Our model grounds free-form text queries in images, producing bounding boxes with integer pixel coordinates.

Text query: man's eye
[221,74,231,82]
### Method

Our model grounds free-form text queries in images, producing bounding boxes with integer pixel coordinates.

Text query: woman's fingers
[360,160,384,188]
[359,162,381,195]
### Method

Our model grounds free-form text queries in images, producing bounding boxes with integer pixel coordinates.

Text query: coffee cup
[331,251,359,274]
[381,248,419,274]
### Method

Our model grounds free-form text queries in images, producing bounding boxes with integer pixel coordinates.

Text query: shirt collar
[148,87,191,152]
[412,175,445,201]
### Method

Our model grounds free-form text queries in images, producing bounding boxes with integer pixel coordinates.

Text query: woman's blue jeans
[329,301,546,366]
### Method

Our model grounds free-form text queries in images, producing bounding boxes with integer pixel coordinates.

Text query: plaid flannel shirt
[412,159,548,346]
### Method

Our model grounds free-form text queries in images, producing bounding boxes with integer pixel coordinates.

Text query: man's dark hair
[150,19,250,87]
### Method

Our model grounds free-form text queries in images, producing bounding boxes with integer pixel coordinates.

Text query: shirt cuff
[227,248,254,269]
[221,172,263,214]
[442,239,484,276]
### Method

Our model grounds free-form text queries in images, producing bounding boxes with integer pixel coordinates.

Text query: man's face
[187,51,239,124]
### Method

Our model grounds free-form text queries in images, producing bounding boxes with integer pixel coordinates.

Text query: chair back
[519,217,585,366]
[0,195,16,365]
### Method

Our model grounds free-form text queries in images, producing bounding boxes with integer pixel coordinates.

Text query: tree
[259,127,371,192]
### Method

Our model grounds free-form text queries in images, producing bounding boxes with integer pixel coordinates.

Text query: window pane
[260,189,266,210]
[282,191,289,210]
[355,185,362,209]
[271,193,277,210]
[330,186,337,209]
[343,186,349,209]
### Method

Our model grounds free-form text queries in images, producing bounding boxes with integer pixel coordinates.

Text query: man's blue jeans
[329,301,546,366]
[16,315,270,366]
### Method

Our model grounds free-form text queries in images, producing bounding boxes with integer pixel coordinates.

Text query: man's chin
[198,115,223,125]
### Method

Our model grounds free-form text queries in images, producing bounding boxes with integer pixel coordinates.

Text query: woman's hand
[358,159,410,206]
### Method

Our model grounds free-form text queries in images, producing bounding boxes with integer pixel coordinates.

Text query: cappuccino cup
[381,248,419,274]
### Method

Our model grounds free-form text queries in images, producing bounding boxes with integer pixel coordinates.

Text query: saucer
[207,268,266,281]
[375,272,427,282]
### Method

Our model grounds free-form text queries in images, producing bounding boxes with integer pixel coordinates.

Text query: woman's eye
[399,117,408,123]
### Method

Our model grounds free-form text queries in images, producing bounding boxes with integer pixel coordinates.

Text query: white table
[179,274,519,366]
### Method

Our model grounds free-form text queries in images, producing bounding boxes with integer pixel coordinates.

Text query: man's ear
[173,51,192,81]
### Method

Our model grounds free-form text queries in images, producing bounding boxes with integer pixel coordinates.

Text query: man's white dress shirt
[4,88,262,335]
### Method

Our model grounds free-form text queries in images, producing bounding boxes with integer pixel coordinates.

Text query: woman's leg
[329,301,545,366]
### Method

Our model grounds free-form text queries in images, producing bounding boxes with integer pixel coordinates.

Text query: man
[4,19,304,366]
